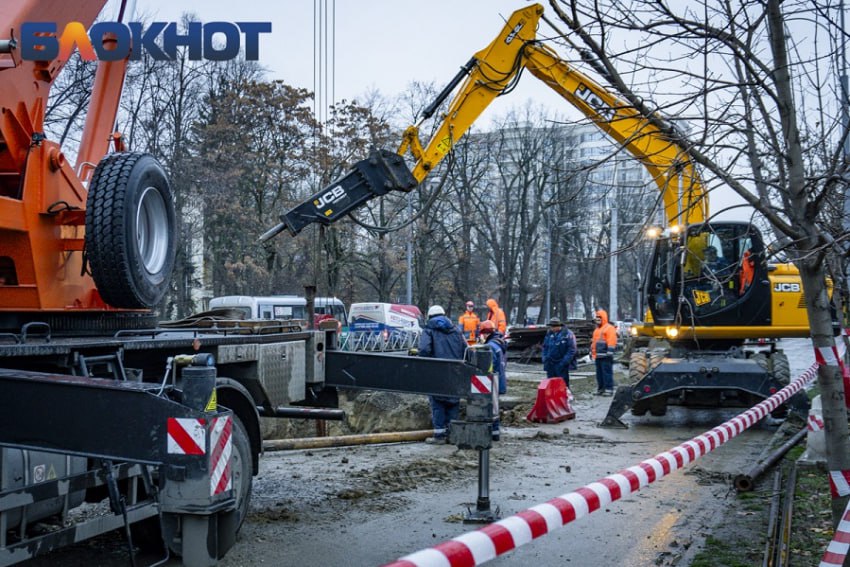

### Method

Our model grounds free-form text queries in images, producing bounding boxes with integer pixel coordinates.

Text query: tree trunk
[799,262,850,526]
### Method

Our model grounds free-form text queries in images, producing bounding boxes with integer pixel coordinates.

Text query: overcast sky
[109,0,750,219]
[118,0,575,125]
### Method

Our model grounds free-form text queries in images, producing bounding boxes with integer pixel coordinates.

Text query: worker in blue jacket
[419,305,467,443]
[541,317,578,386]
[479,319,506,441]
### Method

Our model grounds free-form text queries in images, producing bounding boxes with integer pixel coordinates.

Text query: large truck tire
[229,414,253,531]
[85,152,176,309]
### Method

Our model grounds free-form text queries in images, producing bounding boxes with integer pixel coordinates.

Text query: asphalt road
[219,339,817,566]
[22,338,817,567]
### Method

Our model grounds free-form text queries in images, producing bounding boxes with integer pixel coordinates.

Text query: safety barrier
[340,329,421,352]
[383,362,820,567]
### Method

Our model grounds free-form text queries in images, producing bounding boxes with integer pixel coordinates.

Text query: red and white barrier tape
[384,363,819,567]
[822,466,850,566]
[814,334,850,399]
[815,332,850,567]
[820,504,850,567]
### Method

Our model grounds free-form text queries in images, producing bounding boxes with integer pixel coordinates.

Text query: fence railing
[340,329,421,352]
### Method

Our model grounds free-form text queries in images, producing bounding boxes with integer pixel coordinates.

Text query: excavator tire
[629,351,649,383]
[85,153,176,309]
[629,352,650,416]
[770,351,791,386]
[649,348,666,372]
[750,352,769,371]
[769,351,792,418]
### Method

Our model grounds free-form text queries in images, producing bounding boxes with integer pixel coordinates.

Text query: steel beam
[325,350,491,398]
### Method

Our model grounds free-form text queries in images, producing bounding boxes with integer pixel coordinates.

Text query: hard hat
[427,305,445,318]
[465,301,475,308]
[479,320,495,334]
[548,317,563,327]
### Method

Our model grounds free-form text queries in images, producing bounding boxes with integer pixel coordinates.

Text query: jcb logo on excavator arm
[574,84,616,122]
[505,20,525,44]
[773,282,801,293]
[314,185,346,211]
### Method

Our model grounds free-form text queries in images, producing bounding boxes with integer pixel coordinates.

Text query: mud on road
[222,348,814,567]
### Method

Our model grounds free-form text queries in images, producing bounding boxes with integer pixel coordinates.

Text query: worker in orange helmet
[458,300,480,345]
[590,308,618,396]
[478,319,507,441]
[485,298,507,334]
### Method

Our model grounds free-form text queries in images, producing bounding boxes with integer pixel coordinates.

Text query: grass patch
[691,439,834,566]
[691,536,759,567]
[789,466,834,564]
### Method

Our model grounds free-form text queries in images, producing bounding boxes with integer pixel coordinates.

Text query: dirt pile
[260,361,610,441]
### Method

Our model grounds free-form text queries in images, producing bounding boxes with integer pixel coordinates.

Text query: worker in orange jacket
[591,309,618,396]
[458,300,480,345]
[485,298,507,334]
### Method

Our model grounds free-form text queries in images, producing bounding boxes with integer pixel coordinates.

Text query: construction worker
[458,300,480,345]
[485,298,507,334]
[478,320,507,395]
[541,317,578,386]
[739,248,755,295]
[591,309,618,396]
[479,319,507,441]
[419,305,467,444]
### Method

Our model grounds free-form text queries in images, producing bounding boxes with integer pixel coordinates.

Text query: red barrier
[526,378,575,423]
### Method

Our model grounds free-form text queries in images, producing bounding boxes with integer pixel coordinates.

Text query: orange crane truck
[0,2,493,564]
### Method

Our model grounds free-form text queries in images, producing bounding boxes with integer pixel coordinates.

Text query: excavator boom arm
[278,2,707,235]
[404,5,707,226]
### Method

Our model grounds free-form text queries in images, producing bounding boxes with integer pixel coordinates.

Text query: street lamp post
[610,197,618,322]
[545,226,552,323]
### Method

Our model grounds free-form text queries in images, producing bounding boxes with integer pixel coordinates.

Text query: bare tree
[468,107,556,323]
[195,78,316,298]
[550,0,850,522]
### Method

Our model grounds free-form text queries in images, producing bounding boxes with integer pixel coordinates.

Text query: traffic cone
[526,378,576,423]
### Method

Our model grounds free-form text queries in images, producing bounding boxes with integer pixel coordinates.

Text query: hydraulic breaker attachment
[260,148,417,241]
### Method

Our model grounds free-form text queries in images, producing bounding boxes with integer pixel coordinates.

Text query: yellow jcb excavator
[264,3,812,427]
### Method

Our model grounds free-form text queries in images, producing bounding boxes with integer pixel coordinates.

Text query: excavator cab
[644,221,771,342]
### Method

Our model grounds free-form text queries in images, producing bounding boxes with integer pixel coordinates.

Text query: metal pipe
[263,429,432,451]
[734,426,806,492]
[775,463,797,567]
[761,469,782,567]
[259,406,345,421]
[477,449,491,512]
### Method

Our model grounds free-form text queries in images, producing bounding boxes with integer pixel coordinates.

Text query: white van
[344,303,422,351]
[208,295,306,321]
